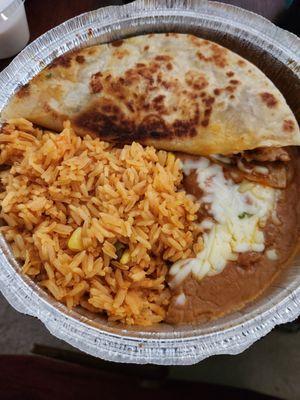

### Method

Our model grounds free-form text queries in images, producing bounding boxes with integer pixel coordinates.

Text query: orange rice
[0,118,202,326]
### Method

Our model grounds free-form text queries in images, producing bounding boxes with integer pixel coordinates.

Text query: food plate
[0,0,299,365]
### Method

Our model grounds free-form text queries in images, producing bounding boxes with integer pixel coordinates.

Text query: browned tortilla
[2,33,300,155]
[167,154,300,324]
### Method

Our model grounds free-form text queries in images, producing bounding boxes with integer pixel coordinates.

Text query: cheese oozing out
[169,157,279,287]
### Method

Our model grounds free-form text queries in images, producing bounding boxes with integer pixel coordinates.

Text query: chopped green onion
[238,212,253,219]
[115,241,126,259]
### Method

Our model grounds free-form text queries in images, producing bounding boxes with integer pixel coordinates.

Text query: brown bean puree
[167,151,300,324]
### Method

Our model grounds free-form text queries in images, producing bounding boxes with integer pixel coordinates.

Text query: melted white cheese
[169,158,279,286]
[266,249,278,261]
[175,292,187,306]
[253,165,269,175]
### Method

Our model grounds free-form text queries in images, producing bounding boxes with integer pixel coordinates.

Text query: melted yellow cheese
[169,158,279,287]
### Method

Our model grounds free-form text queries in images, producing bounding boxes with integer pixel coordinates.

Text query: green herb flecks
[115,241,126,260]
[238,212,253,219]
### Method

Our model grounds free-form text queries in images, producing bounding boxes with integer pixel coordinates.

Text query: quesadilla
[2,33,300,155]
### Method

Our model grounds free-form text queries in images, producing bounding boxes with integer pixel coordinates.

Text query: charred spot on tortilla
[202,96,215,107]
[238,59,246,67]
[185,71,209,91]
[75,55,85,64]
[16,83,30,98]
[74,103,134,142]
[226,71,234,77]
[196,49,228,68]
[154,55,172,64]
[113,49,129,60]
[151,95,166,113]
[225,85,236,93]
[48,53,73,69]
[141,114,198,140]
[90,72,103,94]
[111,40,124,47]
[139,115,168,139]
[48,49,86,69]
[87,47,97,56]
[75,98,199,142]
[283,119,295,133]
[201,119,209,127]
[260,92,278,108]
[124,100,134,113]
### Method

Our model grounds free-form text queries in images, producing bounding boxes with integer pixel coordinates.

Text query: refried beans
[167,150,300,324]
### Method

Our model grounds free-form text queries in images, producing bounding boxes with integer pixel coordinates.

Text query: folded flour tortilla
[2,33,299,155]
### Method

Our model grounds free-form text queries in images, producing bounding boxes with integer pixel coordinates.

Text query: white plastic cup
[0,0,30,59]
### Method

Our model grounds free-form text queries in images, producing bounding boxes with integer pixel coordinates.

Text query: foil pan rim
[0,0,299,364]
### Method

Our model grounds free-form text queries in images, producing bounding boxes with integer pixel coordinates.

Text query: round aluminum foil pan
[0,0,299,365]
